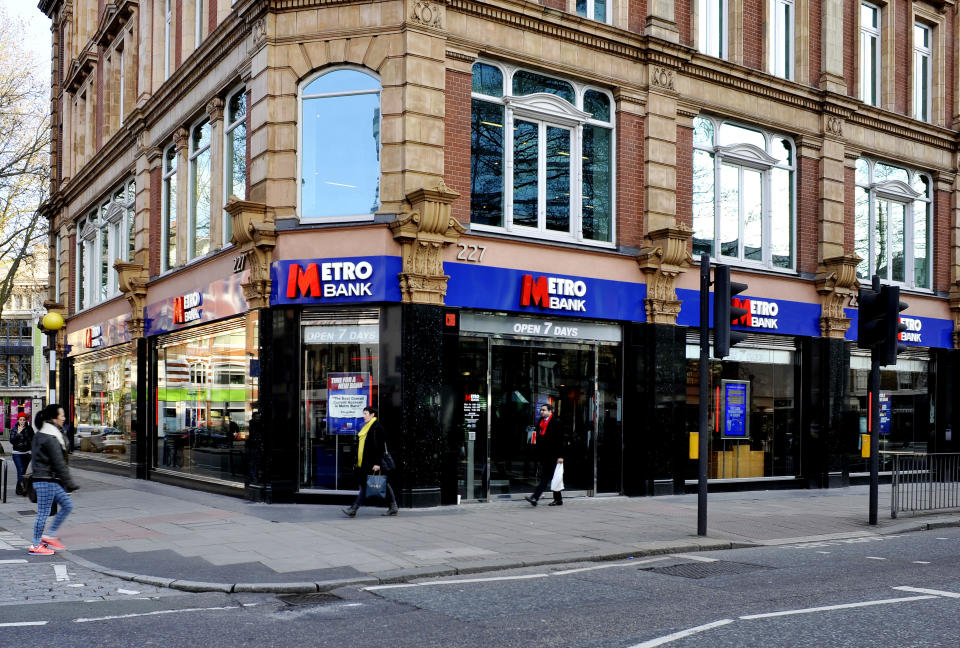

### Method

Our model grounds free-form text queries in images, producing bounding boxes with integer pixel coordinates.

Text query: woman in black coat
[28,404,78,555]
[10,414,34,496]
[342,406,398,517]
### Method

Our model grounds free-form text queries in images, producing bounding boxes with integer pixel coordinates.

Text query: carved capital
[226,198,276,309]
[114,261,149,338]
[636,224,694,324]
[206,97,224,123]
[389,182,464,304]
[173,127,189,152]
[815,253,861,338]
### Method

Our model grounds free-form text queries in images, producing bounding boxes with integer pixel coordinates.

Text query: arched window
[854,159,932,290]
[299,68,381,221]
[470,62,615,245]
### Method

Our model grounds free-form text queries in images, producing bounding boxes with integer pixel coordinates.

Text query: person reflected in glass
[342,406,398,517]
[525,403,564,507]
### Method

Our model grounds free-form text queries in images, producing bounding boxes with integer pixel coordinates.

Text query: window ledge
[693,257,798,277]
[469,223,616,250]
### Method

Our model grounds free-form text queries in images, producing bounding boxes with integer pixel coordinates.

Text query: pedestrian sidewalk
[1,465,958,594]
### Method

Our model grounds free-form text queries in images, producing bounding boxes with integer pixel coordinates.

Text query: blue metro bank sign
[271,256,402,305]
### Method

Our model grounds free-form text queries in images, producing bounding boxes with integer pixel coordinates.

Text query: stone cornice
[64,46,98,93]
[95,0,139,48]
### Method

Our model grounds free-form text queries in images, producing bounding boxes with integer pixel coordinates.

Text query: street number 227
[456,243,487,263]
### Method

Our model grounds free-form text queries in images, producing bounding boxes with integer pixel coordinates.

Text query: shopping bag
[550,463,564,492]
[366,473,388,502]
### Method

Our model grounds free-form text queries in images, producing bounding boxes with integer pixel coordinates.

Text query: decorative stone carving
[815,254,861,339]
[114,261,149,338]
[825,115,843,137]
[412,1,443,28]
[950,281,960,349]
[173,127,189,152]
[636,225,694,324]
[251,17,266,47]
[206,97,224,123]
[226,198,276,310]
[650,66,676,91]
[389,182,464,304]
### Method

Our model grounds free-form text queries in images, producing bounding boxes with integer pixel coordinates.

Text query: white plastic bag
[550,463,564,492]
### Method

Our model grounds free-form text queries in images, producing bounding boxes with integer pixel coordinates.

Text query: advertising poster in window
[327,372,371,435]
[879,391,891,436]
[722,380,750,439]
[33,325,42,384]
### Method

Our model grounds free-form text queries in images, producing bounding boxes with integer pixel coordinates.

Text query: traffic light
[856,282,884,350]
[713,264,748,358]
[878,285,908,366]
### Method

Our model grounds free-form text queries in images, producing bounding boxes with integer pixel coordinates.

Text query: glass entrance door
[457,336,621,500]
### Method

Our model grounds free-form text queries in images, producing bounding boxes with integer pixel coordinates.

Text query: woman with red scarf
[524,403,564,507]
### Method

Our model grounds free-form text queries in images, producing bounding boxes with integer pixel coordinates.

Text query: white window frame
[164,0,172,80]
[860,2,881,106]
[698,0,728,59]
[195,0,203,47]
[854,159,933,291]
[161,144,177,272]
[223,85,246,246]
[770,0,794,80]
[913,22,932,122]
[576,0,611,24]
[54,233,62,303]
[470,61,616,248]
[692,116,797,272]
[297,66,382,223]
[188,118,212,261]
[118,42,125,125]
[74,179,136,312]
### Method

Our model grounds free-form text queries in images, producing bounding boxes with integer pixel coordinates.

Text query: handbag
[23,460,35,502]
[550,463,565,492]
[365,472,388,502]
[381,443,396,473]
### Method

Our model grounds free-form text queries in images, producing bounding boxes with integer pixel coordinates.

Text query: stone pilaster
[173,127,189,267]
[816,254,861,339]
[206,97,225,250]
[226,198,276,310]
[389,182,464,304]
[820,0,846,93]
[644,61,679,234]
[646,0,679,43]
[114,261,149,339]
[637,225,694,324]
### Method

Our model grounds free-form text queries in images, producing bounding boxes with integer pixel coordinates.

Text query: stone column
[173,126,189,267]
[206,97,225,250]
[820,0,845,93]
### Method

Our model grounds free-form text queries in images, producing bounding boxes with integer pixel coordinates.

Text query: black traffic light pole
[868,276,881,526]
[698,254,710,537]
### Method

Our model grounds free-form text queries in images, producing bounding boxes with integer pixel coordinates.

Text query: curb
[54,517,960,595]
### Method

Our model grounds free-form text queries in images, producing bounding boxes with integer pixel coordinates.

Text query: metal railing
[886,452,960,518]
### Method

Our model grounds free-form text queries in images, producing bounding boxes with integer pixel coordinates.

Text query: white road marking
[67,584,85,588]
[739,595,937,620]
[117,588,140,595]
[0,621,48,627]
[627,619,734,647]
[816,551,831,554]
[553,557,670,575]
[366,573,548,590]
[0,559,28,564]
[913,561,931,565]
[54,564,69,581]
[865,556,886,561]
[75,604,254,623]
[893,586,960,599]
[670,553,718,563]
[936,537,950,540]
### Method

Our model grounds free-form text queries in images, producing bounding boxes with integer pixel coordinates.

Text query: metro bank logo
[520,274,587,312]
[286,261,374,299]
[731,297,779,330]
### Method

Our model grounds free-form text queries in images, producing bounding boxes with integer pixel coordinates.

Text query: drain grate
[641,561,772,579]
[278,592,342,606]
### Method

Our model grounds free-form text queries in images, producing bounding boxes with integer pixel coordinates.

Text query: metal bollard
[1,458,6,504]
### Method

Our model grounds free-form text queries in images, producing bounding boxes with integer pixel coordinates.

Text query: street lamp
[37,312,65,404]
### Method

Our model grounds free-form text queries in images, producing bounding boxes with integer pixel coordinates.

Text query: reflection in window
[860,2,880,106]
[855,159,931,289]
[162,145,177,271]
[693,116,795,269]
[913,23,931,121]
[300,69,381,220]
[224,87,247,244]
[73,349,136,463]
[189,120,212,259]
[576,0,609,23]
[471,62,614,243]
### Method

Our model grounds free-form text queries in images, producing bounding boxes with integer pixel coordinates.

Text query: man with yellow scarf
[342,406,399,517]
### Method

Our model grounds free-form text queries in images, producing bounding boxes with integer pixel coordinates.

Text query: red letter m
[732,297,751,326]
[520,275,550,307]
[286,263,321,298]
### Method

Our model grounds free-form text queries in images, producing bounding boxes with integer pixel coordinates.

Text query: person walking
[342,406,398,517]
[524,403,564,507]
[10,414,34,496]
[28,404,78,556]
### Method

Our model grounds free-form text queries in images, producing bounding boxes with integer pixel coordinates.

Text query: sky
[2,0,52,82]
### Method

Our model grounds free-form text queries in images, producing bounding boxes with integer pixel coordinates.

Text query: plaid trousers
[33,481,73,546]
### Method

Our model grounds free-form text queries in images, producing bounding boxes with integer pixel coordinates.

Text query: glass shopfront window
[685,339,800,479]
[156,316,258,482]
[300,316,379,492]
[72,345,137,463]
[849,350,933,472]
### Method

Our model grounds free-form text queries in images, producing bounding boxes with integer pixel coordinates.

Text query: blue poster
[722,380,750,438]
[878,391,891,436]
[326,372,371,435]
